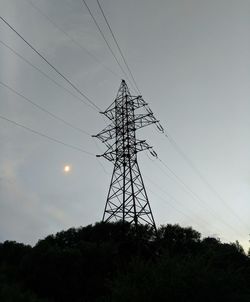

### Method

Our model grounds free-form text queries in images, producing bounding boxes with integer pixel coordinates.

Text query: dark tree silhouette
[0,222,249,302]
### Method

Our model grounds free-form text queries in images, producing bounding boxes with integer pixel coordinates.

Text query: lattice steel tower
[93,80,163,231]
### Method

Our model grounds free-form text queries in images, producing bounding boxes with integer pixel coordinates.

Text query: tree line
[0,222,250,301]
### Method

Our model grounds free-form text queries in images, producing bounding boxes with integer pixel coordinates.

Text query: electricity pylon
[93,80,163,231]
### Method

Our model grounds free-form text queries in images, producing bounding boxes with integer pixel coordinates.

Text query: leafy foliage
[0,222,249,302]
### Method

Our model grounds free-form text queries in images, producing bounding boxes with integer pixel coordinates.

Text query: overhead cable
[25,0,123,81]
[157,157,242,238]
[0,40,96,111]
[81,0,138,94]
[165,132,249,232]
[96,0,141,94]
[144,174,212,234]
[0,16,101,112]
[0,80,90,136]
[0,114,95,156]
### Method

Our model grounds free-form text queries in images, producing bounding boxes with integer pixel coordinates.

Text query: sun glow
[63,165,71,173]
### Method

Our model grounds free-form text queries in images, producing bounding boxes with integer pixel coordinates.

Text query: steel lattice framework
[93,80,163,231]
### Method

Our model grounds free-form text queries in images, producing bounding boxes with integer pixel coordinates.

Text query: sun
[63,165,71,173]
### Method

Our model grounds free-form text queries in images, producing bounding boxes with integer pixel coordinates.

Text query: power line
[147,186,197,224]
[0,23,137,189]
[81,0,138,94]
[147,186,228,239]
[164,132,249,232]
[0,40,96,112]
[0,114,95,156]
[144,126,245,238]
[96,0,141,94]
[156,157,245,238]
[0,16,101,112]
[144,156,235,241]
[25,0,123,82]
[144,174,212,234]
[0,80,90,136]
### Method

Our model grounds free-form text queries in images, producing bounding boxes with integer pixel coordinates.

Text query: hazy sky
[0,0,250,249]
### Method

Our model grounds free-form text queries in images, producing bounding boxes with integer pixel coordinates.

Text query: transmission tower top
[93,80,164,231]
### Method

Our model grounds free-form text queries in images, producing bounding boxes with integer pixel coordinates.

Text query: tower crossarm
[101,96,149,121]
[133,113,159,130]
[96,109,163,143]
[135,105,164,132]
[131,96,148,110]
[92,124,116,143]
[135,140,158,157]
[96,139,157,162]
[100,108,115,121]
[97,149,116,162]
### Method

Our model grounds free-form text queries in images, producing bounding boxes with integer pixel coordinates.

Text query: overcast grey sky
[0,0,250,249]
